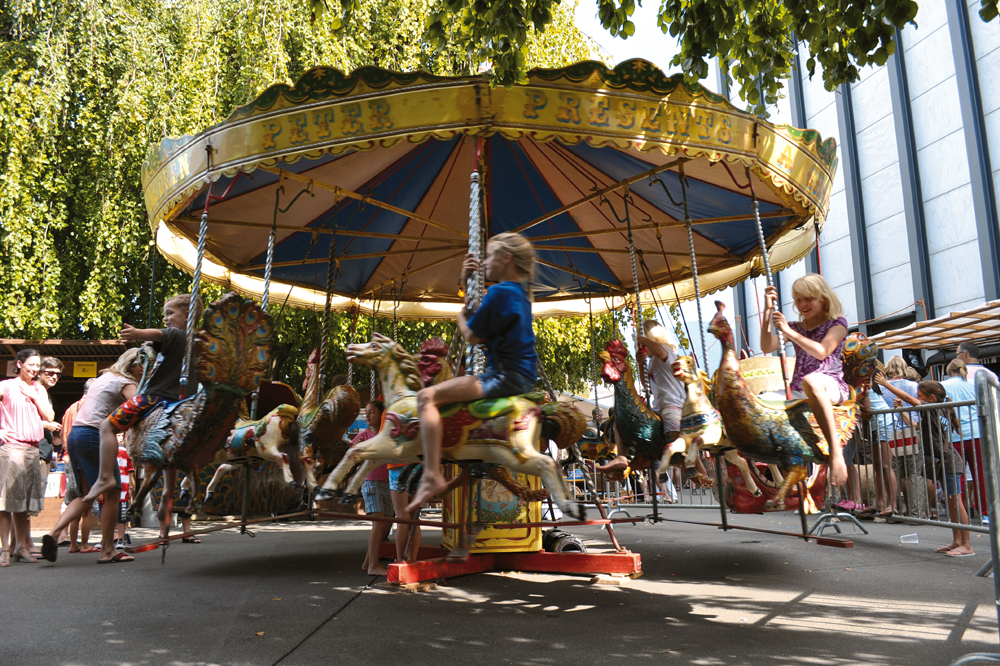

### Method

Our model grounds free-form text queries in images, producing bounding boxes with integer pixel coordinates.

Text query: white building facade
[723,0,999,361]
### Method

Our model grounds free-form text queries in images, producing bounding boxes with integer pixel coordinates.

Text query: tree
[0,0,609,391]
[320,0,998,116]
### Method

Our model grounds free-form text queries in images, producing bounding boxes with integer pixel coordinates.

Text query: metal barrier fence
[951,371,1000,665]
[854,398,988,536]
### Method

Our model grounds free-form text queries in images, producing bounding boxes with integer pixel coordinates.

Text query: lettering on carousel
[145,157,193,208]
[260,99,394,150]
[523,91,732,144]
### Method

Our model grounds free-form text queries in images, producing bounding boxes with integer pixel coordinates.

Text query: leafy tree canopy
[0,0,632,393]
[319,0,1000,116]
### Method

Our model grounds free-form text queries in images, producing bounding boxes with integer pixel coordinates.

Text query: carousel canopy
[141,60,838,319]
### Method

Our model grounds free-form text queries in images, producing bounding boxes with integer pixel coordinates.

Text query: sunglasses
[42,370,62,377]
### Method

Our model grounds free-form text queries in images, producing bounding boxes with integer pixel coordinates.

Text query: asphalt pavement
[2,507,998,666]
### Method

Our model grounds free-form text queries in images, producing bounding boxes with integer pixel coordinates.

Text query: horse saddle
[440,391,546,421]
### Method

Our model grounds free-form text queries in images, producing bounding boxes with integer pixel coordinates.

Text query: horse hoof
[204,492,214,503]
[752,490,762,498]
[313,487,338,502]
[339,493,359,506]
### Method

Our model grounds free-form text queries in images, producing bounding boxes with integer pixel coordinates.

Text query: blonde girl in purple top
[760,274,850,487]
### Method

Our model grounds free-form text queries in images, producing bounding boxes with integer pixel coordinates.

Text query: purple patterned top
[788,317,849,396]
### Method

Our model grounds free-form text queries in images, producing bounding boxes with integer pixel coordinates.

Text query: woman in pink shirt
[0,350,55,566]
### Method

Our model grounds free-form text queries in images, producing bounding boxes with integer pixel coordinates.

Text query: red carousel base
[379,543,641,585]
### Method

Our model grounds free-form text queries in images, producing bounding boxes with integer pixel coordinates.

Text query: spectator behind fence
[0,350,54,566]
[862,366,898,520]
[883,379,973,558]
[956,342,998,383]
[880,359,930,519]
[943,358,986,522]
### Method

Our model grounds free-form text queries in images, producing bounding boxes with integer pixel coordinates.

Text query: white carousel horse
[313,333,585,520]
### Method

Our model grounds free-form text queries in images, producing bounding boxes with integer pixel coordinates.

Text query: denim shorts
[388,467,408,493]
[478,365,535,399]
[944,473,962,497]
[66,425,120,496]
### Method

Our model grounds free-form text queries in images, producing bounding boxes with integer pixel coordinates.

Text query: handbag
[38,432,54,463]
[889,427,918,457]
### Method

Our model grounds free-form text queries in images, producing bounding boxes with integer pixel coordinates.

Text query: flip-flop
[945,550,976,558]
[57,540,71,547]
[935,545,955,553]
[97,553,134,564]
[76,545,100,554]
[41,535,57,562]
[181,537,201,544]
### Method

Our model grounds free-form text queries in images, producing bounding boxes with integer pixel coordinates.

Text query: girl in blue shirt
[407,232,537,512]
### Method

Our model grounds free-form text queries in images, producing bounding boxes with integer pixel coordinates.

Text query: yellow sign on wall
[73,362,97,378]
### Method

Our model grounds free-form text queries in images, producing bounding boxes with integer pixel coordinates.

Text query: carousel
[131,59,860,581]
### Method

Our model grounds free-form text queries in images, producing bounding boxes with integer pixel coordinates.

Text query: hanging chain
[680,166,709,372]
[747,166,792,398]
[370,310,378,400]
[622,188,649,403]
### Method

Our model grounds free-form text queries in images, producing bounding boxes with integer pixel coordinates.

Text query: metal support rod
[746,167,792,399]
[680,168,709,372]
[346,307,359,385]
[714,454,728,530]
[148,226,158,329]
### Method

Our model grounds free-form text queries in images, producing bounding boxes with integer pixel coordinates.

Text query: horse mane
[392,343,424,391]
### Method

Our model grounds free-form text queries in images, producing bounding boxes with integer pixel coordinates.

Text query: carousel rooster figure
[707,301,877,512]
[127,293,272,525]
[598,340,713,487]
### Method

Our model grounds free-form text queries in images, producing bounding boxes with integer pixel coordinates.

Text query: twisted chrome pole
[346,307,359,386]
[679,168,709,372]
[466,170,485,375]
[320,224,337,394]
[621,190,650,404]
[746,167,791,399]
[180,181,212,401]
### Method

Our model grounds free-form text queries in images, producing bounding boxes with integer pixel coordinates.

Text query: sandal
[75,545,99,554]
[41,534,57,563]
[181,536,201,544]
[97,552,134,564]
[0,550,10,567]
[15,548,37,563]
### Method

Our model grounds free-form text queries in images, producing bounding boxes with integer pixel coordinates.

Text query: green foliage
[409,0,930,116]
[534,311,624,395]
[0,0,600,391]
[982,0,999,22]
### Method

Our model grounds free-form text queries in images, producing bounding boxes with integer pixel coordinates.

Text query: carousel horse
[126,292,272,523]
[660,354,787,500]
[297,348,361,489]
[313,333,586,519]
[215,348,360,492]
[707,301,878,512]
[598,340,714,487]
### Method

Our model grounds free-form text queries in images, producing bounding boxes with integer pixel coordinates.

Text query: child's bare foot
[81,478,118,504]
[406,475,448,513]
[828,456,848,487]
[368,564,388,576]
[597,455,629,474]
